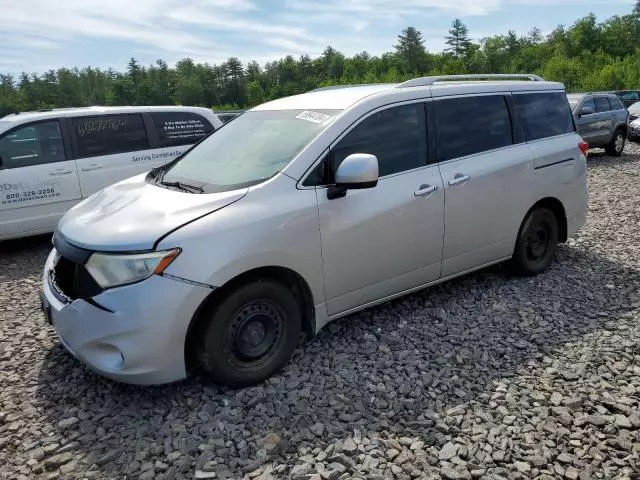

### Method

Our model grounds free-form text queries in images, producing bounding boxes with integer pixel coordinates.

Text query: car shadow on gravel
[33,244,640,478]
[0,234,51,281]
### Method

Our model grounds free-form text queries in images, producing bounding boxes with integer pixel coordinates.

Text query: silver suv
[41,74,588,387]
[568,92,629,156]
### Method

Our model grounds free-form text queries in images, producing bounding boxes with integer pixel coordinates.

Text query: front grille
[52,255,103,300]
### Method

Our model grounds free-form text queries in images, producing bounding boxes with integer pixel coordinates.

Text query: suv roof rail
[397,74,545,88]
[310,83,387,92]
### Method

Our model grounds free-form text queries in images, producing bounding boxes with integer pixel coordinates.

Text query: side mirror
[579,106,594,116]
[328,153,379,200]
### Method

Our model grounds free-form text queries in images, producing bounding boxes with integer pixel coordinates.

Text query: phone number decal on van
[2,188,61,205]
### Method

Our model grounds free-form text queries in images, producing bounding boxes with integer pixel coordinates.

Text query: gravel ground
[1,143,640,480]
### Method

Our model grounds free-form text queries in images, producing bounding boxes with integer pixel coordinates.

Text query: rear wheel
[605,129,626,156]
[196,279,301,388]
[511,207,558,276]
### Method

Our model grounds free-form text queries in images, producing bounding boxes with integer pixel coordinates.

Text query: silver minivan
[41,75,588,387]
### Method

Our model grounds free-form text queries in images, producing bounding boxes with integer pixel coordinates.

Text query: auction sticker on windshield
[296,111,331,124]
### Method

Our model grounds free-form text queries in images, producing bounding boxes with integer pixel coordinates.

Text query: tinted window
[595,97,610,113]
[435,96,512,161]
[72,114,148,157]
[152,112,214,147]
[620,92,639,102]
[581,98,596,113]
[608,97,624,111]
[513,92,575,142]
[0,121,66,169]
[333,103,427,177]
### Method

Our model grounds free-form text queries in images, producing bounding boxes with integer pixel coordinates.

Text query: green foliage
[1,4,640,117]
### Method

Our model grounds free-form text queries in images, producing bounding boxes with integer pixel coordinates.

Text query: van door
[71,113,161,196]
[0,120,82,239]
[433,94,534,277]
[314,102,445,317]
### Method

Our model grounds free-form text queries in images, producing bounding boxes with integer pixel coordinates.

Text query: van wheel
[511,207,558,276]
[605,129,626,156]
[196,279,301,388]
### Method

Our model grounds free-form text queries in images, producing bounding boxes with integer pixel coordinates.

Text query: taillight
[579,141,589,156]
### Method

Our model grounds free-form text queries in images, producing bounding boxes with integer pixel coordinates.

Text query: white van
[0,106,222,241]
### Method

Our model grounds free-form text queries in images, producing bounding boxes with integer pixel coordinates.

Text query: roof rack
[397,74,545,88]
[310,83,387,92]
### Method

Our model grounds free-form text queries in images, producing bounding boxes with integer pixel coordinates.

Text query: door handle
[449,175,471,186]
[49,169,73,176]
[80,164,102,171]
[414,184,439,197]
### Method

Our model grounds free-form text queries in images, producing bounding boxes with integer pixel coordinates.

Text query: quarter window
[332,103,427,177]
[435,95,512,162]
[595,97,611,113]
[0,121,66,169]
[513,92,575,142]
[151,112,215,147]
[72,114,149,158]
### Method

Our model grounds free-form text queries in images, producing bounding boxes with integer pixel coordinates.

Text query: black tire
[196,279,301,388]
[511,207,559,277]
[605,129,626,157]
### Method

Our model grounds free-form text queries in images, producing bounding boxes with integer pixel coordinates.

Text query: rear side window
[151,112,214,147]
[595,97,610,113]
[72,114,149,157]
[513,92,575,142]
[435,95,512,162]
[332,103,427,177]
[608,97,624,110]
[0,121,67,169]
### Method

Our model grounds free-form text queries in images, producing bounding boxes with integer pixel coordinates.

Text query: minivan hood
[58,173,247,251]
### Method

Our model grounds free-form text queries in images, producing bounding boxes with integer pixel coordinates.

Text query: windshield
[158,109,341,193]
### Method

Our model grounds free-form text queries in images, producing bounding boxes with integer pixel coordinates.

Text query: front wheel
[605,129,626,157]
[511,207,559,276]
[197,279,301,387]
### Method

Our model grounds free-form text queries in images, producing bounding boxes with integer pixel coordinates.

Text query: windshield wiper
[159,180,204,193]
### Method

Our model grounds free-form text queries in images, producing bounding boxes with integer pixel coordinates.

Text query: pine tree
[394,27,427,73]
[634,0,640,16]
[445,19,472,56]
[527,27,543,44]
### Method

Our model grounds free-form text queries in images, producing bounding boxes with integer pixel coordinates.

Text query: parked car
[41,74,588,387]
[0,106,223,241]
[611,90,640,108]
[567,92,629,156]
[628,101,640,143]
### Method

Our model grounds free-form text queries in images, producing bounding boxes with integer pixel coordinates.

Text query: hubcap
[526,221,550,261]
[232,301,281,361]
[615,134,625,153]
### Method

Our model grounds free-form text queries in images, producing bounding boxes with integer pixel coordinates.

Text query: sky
[0,0,635,75]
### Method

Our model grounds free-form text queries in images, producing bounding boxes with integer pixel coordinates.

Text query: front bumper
[42,249,211,385]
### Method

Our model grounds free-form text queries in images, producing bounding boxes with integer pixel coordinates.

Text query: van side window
[151,112,215,147]
[332,103,427,177]
[72,114,149,158]
[0,121,67,169]
[513,92,575,142]
[595,97,610,113]
[435,95,512,162]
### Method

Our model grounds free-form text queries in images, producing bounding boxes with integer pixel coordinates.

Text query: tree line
[1,1,640,117]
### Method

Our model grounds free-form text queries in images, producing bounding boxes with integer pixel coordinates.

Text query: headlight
[85,249,180,289]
